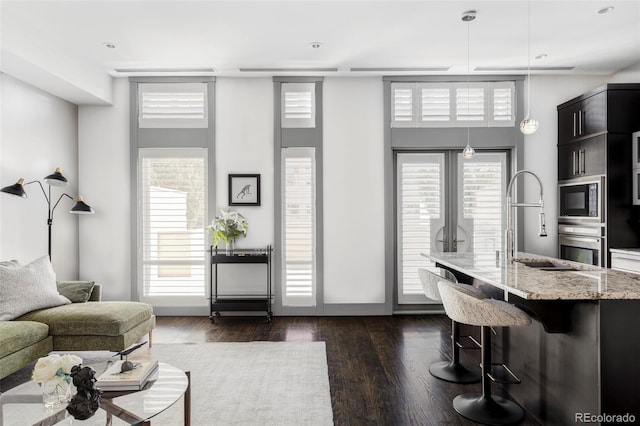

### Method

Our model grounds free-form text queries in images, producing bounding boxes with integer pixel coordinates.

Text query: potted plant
[207,209,248,255]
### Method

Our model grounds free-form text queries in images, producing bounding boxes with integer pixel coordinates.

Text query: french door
[396,150,508,304]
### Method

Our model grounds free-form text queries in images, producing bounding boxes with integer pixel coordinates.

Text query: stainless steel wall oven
[558,223,605,267]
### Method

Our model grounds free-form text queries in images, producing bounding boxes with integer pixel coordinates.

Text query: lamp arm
[51,193,74,216]
[23,180,50,204]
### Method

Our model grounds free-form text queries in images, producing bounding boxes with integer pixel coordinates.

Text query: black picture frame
[228,174,261,206]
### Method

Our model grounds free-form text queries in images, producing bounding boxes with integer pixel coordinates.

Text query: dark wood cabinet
[557,84,640,267]
[558,134,606,180]
[558,90,606,144]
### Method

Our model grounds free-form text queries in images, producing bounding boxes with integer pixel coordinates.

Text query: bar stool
[438,280,532,425]
[418,267,485,384]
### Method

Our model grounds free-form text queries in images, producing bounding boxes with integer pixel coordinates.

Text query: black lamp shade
[0,179,27,198]
[44,167,68,187]
[70,196,94,214]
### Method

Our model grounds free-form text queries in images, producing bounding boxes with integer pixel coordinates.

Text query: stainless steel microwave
[558,176,603,222]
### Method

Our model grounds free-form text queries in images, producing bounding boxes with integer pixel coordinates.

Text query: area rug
[2,342,333,426]
[144,342,333,426]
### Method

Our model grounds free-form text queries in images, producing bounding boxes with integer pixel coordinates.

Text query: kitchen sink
[514,259,576,271]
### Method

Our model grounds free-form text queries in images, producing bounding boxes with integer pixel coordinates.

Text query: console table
[209,245,273,322]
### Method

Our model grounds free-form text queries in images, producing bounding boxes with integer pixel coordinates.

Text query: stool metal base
[453,393,525,425]
[429,361,481,384]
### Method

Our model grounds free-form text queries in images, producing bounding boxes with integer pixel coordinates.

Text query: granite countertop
[422,251,640,300]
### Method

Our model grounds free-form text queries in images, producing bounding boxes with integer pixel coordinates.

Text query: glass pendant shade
[0,178,27,198]
[462,142,476,159]
[43,167,68,187]
[69,196,95,214]
[520,116,539,135]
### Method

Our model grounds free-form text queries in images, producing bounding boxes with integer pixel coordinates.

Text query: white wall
[71,72,637,308]
[522,74,608,257]
[215,78,274,248]
[214,78,275,295]
[323,78,385,304]
[78,78,130,300]
[0,73,79,279]
[609,61,640,83]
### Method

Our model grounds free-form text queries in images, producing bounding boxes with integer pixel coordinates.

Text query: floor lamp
[1,167,95,260]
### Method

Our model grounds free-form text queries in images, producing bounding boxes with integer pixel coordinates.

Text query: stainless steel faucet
[505,170,547,262]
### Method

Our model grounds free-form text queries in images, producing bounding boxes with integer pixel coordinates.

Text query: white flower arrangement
[32,353,83,385]
[206,208,249,247]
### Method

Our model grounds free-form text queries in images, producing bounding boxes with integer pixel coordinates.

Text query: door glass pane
[397,153,445,304]
[457,152,506,267]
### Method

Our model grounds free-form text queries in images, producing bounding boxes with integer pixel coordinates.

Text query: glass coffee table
[0,362,190,425]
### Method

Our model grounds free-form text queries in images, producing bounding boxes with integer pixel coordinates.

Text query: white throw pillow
[0,255,71,320]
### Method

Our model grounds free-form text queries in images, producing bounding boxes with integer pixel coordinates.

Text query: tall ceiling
[2,0,639,104]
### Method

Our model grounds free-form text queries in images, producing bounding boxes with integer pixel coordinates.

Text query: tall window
[139,148,207,297]
[131,78,214,307]
[281,147,316,307]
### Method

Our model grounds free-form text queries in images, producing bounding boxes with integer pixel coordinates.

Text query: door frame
[392,149,511,311]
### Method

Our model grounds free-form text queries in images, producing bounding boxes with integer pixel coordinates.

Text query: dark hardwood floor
[151,315,542,426]
[1,315,542,425]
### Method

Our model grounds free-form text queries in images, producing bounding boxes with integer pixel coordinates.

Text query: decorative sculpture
[66,365,101,420]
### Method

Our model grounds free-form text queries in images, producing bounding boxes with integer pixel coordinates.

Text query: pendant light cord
[526,0,532,116]
[467,15,471,147]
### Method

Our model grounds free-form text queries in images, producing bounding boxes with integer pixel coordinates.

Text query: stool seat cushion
[418,268,486,302]
[438,281,531,327]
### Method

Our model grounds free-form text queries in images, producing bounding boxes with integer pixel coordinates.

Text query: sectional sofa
[0,281,155,379]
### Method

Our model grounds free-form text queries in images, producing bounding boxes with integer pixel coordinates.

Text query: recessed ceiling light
[535,53,548,60]
[597,6,614,14]
[103,42,116,49]
[310,42,322,49]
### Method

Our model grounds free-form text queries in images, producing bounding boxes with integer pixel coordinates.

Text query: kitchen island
[422,251,640,425]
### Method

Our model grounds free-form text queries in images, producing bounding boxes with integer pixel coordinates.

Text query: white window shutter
[281,147,316,306]
[139,148,207,297]
[455,83,488,125]
[489,82,515,127]
[397,153,445,304]
[138,83,208,128]
[418,83,452,127]
[281,83,316,128]
[391,83,416,127]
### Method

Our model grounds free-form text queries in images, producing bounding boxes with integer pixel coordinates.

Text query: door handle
[435,226,447,251]
[572,112,577,137]
[572,151,577,175]
[580,149,585,174]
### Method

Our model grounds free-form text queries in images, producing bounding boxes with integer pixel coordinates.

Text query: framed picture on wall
[228,174,261,206]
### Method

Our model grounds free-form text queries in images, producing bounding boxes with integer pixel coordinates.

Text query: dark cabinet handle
[572,151,577,175]
[572,112,577,137]
[580,149,586,174]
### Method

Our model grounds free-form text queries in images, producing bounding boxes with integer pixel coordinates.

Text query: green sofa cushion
[56,281,96,303]
[0,321,50,358]
[16,302,153,337]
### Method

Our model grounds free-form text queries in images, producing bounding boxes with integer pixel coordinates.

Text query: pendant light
[462,10,476,159]
[520,0,539,135]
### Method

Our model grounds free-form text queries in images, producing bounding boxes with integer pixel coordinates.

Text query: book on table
[96,359,159,391]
